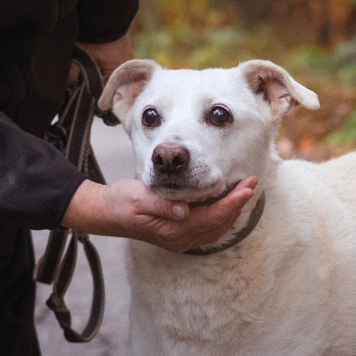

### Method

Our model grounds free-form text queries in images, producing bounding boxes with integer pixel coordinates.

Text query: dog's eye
[142,108,161,128]
[209,106,233,126]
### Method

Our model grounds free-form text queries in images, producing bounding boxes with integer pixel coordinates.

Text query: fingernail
[172,204,185,219]
[245,190,254,200]
[249,178,259,190]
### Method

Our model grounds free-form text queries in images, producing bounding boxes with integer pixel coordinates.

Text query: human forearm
[61,179,107,235]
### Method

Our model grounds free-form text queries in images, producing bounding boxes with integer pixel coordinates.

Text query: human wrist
[61,179,108,234]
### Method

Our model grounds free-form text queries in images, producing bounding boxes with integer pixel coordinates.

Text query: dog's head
[99,60,319,203]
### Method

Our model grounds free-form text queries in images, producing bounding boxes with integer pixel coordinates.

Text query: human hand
[67,34,133,86]
[62,177,258,253]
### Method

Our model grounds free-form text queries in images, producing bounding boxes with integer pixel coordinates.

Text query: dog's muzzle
[150,143,266,256]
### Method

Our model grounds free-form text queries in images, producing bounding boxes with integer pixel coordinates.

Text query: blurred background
[131,0,356,161]
[34,1,356,355]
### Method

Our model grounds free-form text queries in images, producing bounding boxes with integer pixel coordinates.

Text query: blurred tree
[232,0,356,46]
[134,0,356,46]
[131,0,159,31]
[234,0,274,23]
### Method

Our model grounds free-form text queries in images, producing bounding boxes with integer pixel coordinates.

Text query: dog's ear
[98,59,160,121]
[240,60,320,122]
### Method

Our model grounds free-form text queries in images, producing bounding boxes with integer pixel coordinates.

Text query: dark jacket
[0,0,138,230]
[0,1,138,354]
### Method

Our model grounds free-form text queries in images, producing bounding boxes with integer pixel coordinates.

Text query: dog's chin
[188,182,239,208]
[151,181,239,207]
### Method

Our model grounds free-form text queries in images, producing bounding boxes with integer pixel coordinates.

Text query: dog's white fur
[99,60,356,355]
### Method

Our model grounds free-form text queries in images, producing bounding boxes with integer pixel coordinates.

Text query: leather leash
[35,46,118,342]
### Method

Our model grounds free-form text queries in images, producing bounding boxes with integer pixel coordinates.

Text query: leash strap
[45,232,105,342]
[35,46,118,342]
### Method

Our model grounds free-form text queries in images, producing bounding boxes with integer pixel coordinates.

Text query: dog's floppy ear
[98,59,160,120]
[240,60,320,121]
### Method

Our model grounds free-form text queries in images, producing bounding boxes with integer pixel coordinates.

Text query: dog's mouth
[188,182,240,208]
[150,180,194,193]
[151,179,239,208]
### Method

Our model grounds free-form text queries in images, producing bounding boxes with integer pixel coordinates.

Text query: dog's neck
[184,191,265,256]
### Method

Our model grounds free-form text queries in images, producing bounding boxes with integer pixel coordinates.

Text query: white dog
[99,59,356,356]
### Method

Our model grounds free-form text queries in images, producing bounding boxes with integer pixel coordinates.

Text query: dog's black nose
[152,143,190,174]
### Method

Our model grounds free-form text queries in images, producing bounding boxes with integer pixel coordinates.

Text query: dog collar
[184,191,265,256]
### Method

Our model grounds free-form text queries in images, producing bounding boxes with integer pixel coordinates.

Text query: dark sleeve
[77,0,139,44]
[0,112,87,230]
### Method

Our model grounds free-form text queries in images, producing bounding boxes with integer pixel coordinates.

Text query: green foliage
[132,0,356,149]
[325,111,356,145]
[134,27,237,68]
[285,36,356,84]
[332,37,356,84]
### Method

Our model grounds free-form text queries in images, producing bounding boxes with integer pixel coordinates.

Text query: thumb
[138,188,190,220]
[155,198,191,220]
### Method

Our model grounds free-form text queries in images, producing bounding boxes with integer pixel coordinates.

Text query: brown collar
[184,191,265,256]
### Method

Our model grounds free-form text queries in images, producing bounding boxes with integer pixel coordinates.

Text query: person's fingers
[189,176,258,222]
[138,192,190,220]
[67,62,80,87]
[188,187,253,232]
[183,177,258,248]
[220,176,258,210]
[118,180,190,220]
[152,197,190,220]
[234,176,259,190]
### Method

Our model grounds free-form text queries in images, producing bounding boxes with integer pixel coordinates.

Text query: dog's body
[99,60,356,355]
